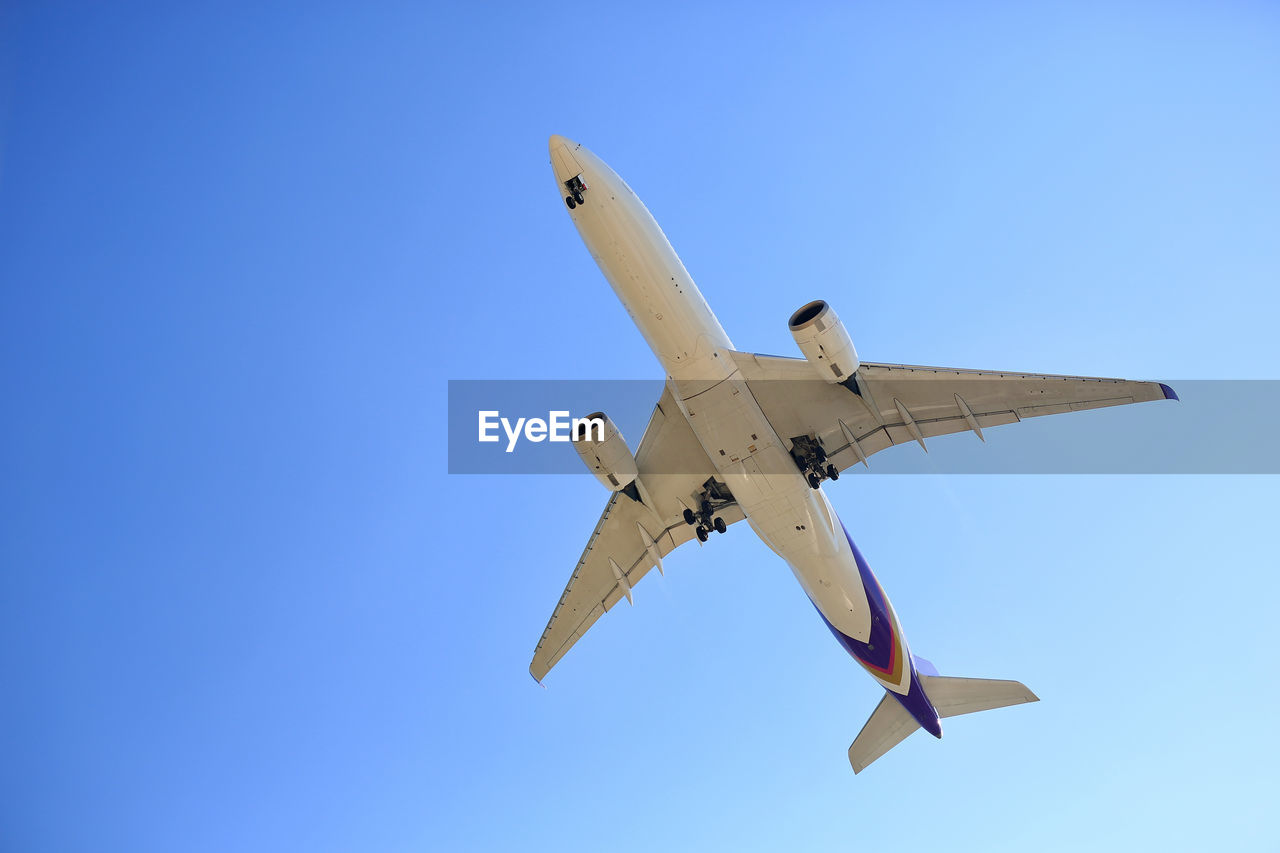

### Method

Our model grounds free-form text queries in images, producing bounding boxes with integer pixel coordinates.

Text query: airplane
[532,134,1177,773]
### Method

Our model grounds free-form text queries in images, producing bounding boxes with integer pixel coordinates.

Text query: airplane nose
[549,134,585,185]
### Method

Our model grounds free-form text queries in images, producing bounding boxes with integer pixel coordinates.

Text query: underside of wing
[529,385,745,682]
[730,351,1176,473]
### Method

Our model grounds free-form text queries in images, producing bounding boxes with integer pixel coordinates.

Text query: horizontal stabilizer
[919,674,1039,718]
[848,692,918,774]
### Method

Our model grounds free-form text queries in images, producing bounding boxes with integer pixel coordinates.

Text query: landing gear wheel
[807,472,822,490]
[572,190,584,204]
[713,517,727,534]
[826,464,839,481]
[565,196,577,209]
[683,508,697,526]
[695,525,709,543]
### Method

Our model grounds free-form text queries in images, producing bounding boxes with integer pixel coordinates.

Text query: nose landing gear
[563,174,587,209]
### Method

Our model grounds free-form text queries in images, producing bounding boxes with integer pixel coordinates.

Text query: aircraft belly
[677,377,873,642]
[757,489,874,644]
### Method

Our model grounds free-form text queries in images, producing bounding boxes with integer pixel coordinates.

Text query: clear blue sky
[2,3,1278,851]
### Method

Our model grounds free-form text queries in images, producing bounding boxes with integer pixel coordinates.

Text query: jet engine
[788,300,860,383]
[571,411,639,492]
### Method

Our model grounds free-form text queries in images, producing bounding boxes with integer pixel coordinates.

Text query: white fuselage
[549,136,912,692]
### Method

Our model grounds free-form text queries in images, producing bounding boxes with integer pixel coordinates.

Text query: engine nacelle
[571,411,639,492]
[788,300,860,383]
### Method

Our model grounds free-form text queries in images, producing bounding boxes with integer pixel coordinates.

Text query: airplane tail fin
[848,675,1038,773]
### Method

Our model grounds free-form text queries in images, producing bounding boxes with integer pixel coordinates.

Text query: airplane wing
[729,351,1176,472]
[529,384,746,682]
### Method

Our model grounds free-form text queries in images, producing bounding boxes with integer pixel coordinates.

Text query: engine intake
[788,300,860,383]
[571,411,639,492]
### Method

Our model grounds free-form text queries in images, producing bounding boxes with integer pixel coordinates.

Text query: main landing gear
[563,174,587,209]
[683,480,733,542]
[790,435,839,490]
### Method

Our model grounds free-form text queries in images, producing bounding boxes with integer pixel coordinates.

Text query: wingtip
[1159,383,1179,401]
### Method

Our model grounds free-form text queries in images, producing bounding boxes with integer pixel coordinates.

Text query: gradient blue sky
[2,3,1278,852]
